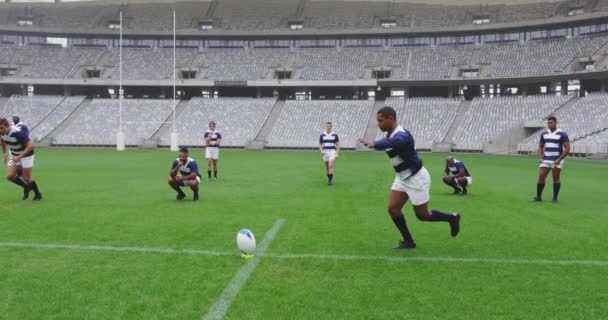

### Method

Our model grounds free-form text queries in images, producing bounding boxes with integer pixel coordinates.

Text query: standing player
[204,121,221,181]
[168,147,200,201]
[359,107,460,249]
[0,117,42,200]
[319,121,340,186]
[534,116,569,203]
[442,156,472,195]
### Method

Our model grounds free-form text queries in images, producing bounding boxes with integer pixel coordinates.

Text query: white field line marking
[202,219,285,320]
[1,240,608,267]
[265,253,608,266]
[0,241,232,256]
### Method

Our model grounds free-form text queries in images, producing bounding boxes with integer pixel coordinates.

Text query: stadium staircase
[42,97,92,145]
[30,95,68,139]
[150,99,190,144]
[357,99,386,151]
[246,98,285,150]
[441,100,471,144]
[573,126,608,142]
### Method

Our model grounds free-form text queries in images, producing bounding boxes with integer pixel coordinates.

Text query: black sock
[11,177,29,189]
[461,184,467,192]
[553,183,561,200]
[537,183,545,199]
[328,174,333,182]
[429,210,454,222]
[391,214,414,243]
[214,170,217,178]
[171,184,184,195]
[446,179,459,191]
[30,180,40,195]
[193,187,199,198]
[207,171,211,179]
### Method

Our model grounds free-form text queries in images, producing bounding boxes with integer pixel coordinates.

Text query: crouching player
[168,147,200,201]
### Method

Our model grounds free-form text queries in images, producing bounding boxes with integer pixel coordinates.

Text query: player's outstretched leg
[443,176,460,194]
[551,168,561,203]
[413,203,460,237]
[213,159,218,180]
[6,165,31,199]
[168,179,186,200]
[388,191,416,249]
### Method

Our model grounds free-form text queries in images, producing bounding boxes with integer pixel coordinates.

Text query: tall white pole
[170,8,178,151]
[117,10,125,151]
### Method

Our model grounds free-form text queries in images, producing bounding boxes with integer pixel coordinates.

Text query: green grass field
[1,148,607,320]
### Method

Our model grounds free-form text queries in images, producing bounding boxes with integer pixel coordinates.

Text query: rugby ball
[236,229,256,254]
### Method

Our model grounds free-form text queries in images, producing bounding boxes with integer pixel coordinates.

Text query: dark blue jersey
[204,130,222,148]
[171,157,199,176]
[1,126,34,157]
[445,160,471,177]
[374,126,423,178]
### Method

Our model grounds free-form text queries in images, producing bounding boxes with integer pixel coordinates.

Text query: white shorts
[182,176,201,187]
[391,167,431,206]
[540,159,564,169]
[8,155,34,169]
[322,150,337,162]
[455,176,473,186]
[205,147,219,160]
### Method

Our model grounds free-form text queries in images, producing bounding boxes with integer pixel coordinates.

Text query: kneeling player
[442,156,472,195]
[168,147,200,201]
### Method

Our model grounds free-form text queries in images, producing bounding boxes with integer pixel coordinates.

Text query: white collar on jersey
[176,157,195,166]
[388,126,405,138]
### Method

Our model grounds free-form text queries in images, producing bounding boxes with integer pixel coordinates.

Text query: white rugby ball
[236,229,256,254]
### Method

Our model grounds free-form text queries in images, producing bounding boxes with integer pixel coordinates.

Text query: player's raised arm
[170,159,181,178]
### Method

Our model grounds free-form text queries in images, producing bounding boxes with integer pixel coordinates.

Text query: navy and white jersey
[171,157,199,176]
[374,126,423,179]
[540,129,569,161]
[15,123,29,136]
[204,130,222,148]
[1,126,34,157]
[445,160,471,177]
[319,132,339,150]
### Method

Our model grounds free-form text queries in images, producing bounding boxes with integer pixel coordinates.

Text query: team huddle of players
[2,108,569,249]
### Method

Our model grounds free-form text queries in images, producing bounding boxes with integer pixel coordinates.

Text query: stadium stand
[452,95,572,151]
[382,97,461,150]
[30,96,87,141]
[160,97,277,147]
[15,45,85,79]
[267,100,372,149]
[0,95,65,130]
[3,33,607,81]
[0,44,16,64]
[54,99,176,146]
[197,48,289,80]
